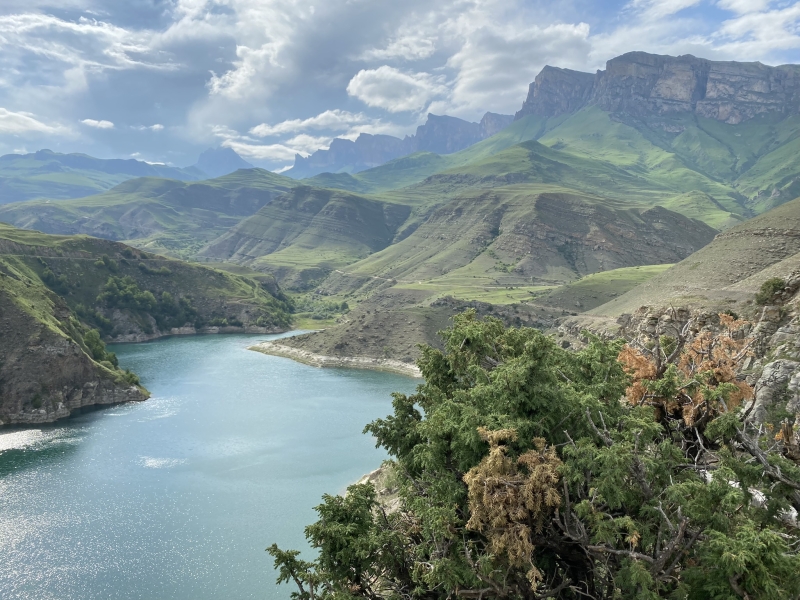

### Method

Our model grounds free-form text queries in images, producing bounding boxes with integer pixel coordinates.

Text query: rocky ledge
[248,340,422,378]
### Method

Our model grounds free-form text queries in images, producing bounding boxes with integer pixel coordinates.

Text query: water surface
[0,333,417,599]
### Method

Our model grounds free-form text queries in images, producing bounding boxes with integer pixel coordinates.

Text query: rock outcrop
[0,285,147,425]
[286,112,513,178]
[516,51,800,125]
[191,147,254,179]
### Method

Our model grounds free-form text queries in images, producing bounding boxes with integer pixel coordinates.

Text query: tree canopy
[269,311,800,599]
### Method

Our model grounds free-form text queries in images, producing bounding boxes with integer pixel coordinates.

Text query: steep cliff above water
[0,224,292,425]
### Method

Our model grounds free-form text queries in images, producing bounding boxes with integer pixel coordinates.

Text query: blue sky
[1,0,799,171]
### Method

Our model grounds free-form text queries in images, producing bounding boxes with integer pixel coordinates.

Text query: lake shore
[248,341,422,378]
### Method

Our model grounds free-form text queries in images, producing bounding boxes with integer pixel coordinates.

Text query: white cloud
[347,66,448,113]
[250,110,373,137]
[283,134,333,153]
[81,118,115,129]
[133,124,165,131]
[360,35,436,61]
[716,0,771,15]
[442,21,593,116]
[221,139,300,161]
[0,107,65,134]
[625,0,703,20]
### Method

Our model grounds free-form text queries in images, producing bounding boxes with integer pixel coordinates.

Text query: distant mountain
[285,112,513,179]
[191,147,254,179]
[516,51,800,124]
[0,149,204,204]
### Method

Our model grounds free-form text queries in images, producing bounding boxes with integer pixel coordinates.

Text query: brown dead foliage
[619,314,754,426]
[463,428,562,586]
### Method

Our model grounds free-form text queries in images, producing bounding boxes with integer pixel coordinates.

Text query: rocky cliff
[0,223,293,424]
[286,112,513,178]
[0,281,146,425]
[191,147,254,179]
[516,51,800,124]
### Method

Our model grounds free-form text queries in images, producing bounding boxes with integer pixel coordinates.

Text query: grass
[0,169,297,260]
[0,149,203,203]
[537,264,674,311]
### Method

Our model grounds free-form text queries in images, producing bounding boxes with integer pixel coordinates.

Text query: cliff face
[516,51,800,124]
[0,223,293,425]
[286,112,513,179]
[0,286,146,425]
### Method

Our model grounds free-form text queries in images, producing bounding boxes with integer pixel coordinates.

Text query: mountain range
[6,47,800,431]
[285,112,513,178]
[4,50,800,371]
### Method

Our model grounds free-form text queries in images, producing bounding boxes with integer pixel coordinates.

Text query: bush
[138,262,172,275]
[269,311,800,600]
[94,254,119,272]
[41,267,70,294]
[755,277,785,305]
[83,328,118,367]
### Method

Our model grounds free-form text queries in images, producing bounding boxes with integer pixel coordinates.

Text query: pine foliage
[269,310,800,599]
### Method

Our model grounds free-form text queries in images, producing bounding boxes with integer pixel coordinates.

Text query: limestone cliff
[0,269,146,425]
[516,51,800,124]
[0,223,293,425]
[286,112,513,179]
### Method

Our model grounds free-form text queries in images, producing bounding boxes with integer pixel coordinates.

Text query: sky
[1,0,800,171]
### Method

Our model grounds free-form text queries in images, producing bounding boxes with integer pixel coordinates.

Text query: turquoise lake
[0,333,417,599]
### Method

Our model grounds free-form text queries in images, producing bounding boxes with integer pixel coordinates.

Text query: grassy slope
[589,196,800,317]
[0,150,203,203]
[200,186,412,288]
[0,222,292,334]
[0,169,296,259]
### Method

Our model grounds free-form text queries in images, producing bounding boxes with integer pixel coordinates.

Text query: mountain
[0,168,296,259]
[516,51,800,123]
[200,185,412,288]
[556,195,800,425]
[0,223,291,425]
[191,147,254,178]
[0,149,204,204]
[586,195,800,318]
[285,112,513,178]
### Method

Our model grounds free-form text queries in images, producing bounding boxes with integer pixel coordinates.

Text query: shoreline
[248,341,423,378]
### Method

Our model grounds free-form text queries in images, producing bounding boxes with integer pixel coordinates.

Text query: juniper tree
[269,311,800,599]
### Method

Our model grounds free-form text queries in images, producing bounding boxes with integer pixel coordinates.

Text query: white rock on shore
[248,341,422,378]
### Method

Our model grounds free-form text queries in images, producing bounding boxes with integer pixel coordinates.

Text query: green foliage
[293,295,351,321]
[138,262,172,275]
[83,328,118,368]
[755,277,785,305]
[94,254,119,272]
[270,311,800,600]
[41,267,70,294]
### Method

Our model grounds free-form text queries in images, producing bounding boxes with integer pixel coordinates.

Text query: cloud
[360,35,437,61]
[347,66,448,113]
[0,107,65,134]
[133,124,165,131]
[625,0,703,20]
[81,118,115,129]
[250,110,373,137]
[221,139,300,161]
[442,21,592,116]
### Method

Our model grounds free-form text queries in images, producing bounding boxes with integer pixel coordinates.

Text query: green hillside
[0,223,291,424]
[0,149,203,203]
[201,186,412,288]
[588,196,800,317]
[0,169,296,259]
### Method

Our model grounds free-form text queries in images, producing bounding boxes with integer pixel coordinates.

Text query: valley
[5,52,800,375]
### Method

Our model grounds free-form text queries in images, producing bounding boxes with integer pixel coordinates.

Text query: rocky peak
[514,66,595,120]
[479,112,515,137]
[516,51,800,125]
[286,112,513,179]
[406,114,483,154]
